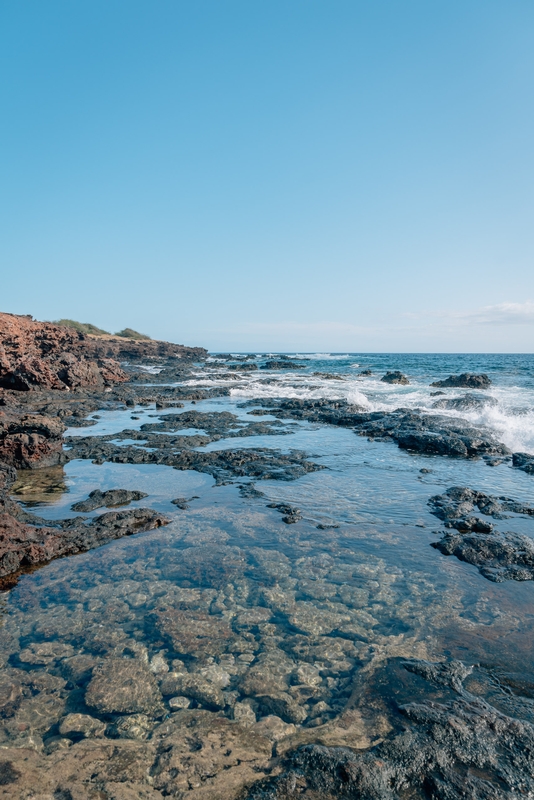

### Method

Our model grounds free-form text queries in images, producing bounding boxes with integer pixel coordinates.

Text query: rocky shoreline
[1,313,534,799]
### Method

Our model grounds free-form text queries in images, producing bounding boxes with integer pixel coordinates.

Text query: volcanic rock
[431,528,534,582]
[432,393,497,411]
[0,414,65,469]
[513,452,534,475]
[261,361,306,370]
[0,312,128,390]
[431,372,492,389]
[244,658,534,799]
[381,371,409,385]
[71,488,148,512]
[0,503,169,583]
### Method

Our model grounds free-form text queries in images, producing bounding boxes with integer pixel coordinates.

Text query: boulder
[431,373,492,389]
[381,371,409,385]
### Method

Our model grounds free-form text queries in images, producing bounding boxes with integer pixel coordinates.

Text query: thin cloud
[407,301,534,327]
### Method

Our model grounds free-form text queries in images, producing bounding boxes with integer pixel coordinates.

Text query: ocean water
[2,353,534,794]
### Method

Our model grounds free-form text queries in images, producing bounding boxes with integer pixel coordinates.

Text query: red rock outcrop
[0,312,129,391]
[0,412,66,469]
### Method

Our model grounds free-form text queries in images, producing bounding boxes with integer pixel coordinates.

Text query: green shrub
[115,328,151,340]
[55,319,110,335]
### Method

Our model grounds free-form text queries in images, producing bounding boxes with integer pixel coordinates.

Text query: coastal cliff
[0,312,206,391]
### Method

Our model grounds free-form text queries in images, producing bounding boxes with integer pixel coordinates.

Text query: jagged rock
[241,399,509,462]
[428,487,534,581]
[71,488,148,512]
[261,361,306,370]
[428,486,534,522]
[267,503,302,524]
[431,372,492,389]
[0,505,169,582]
[244,658,534,799]
[0,414,65,468]
[513,452,534,475]
[432,529,534,582]
[0,312,128,390]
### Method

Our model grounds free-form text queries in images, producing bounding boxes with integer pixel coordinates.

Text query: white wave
[294,353,353,361]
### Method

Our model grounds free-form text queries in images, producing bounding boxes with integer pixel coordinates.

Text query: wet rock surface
[243,399,510,461]
[0,412,66,469]
[428,486,534,522]
[381,371,409,385]
[261,360,306,370]
[0,500,169,583]
[430,372,492,389]
[432,528,534,582]
[1,329,533,797]
[513,451,534,475]
[432,392,498,411]
[428,487,534,581]
[65,409,322,484]
[71,488,148,512]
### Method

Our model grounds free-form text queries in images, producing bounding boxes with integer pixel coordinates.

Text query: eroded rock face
[0,312,128,390]
[431,372,492,389]
[0,413,65,469]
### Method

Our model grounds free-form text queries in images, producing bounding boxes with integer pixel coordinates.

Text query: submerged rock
[85,658,163,715]
[431,372,492,389]
[267,503,302,524]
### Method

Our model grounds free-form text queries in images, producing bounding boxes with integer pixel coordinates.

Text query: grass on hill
[55,320,152,340]
[56,319,110,335]
[115,328,151,340]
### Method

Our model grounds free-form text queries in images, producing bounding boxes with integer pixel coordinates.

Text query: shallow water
[2,353,534,796]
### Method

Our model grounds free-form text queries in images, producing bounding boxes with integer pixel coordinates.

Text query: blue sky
[1,1,533,351]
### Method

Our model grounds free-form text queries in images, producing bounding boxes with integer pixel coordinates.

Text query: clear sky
[1,1,533,352]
